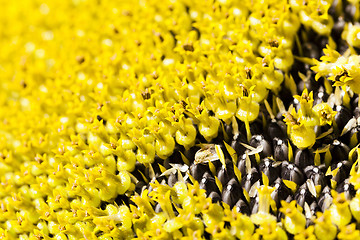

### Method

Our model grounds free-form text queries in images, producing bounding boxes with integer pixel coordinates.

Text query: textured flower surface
[1,0,360,239]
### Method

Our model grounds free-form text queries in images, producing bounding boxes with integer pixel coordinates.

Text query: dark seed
[309,201,320,215]
[334,105,352,134]
[281,161,305,186]
[352,96,359,111]
[336,180,356,200]
[354,107,360,119]
[267,120,287,140]
[330,160,352,184]
[210,159,223,171]
[167,172,178,187]
[273,138,289,161]
[190,164,209,182]
[271,178,292,208]
[222,178,244,208]
[235,199,250,215]
[231,134,247,156]
[330,140,350,164]
[318,186,333,212]
[135,181,146,195]
[318,37,329,51]
[241,168,261,193]
[249,135,272,158]
[328,0,340,17]
[221,120,233,138]
[314,125,333,144]
[294,148,314,169]
[285,195,293,203]
[259,158,281,185]
[237,153,257,176]
[217,163,235,186]
[250,197,259,215]
[200,172,219,196]
[208,191,222,203]
[349,127,360,148]
[306,201,320,227]
[304,165,327,189]
[313,86,329,106]
[295,183,316,209]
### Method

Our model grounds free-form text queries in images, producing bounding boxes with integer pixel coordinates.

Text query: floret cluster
[1,0,360,239]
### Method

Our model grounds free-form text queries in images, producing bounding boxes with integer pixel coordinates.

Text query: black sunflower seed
[330,160,352,184]
[271,178,292,208]
[200,172,220,196]
[295,183,316,209]
[304,165,327,189]
[306,201,320,227]
[235,199,251,215]
[241,168,261,193]
[354,107,360,119]
[190,164,210,182]
[334,105,352,133]
[318,186,333,212]
[249,135,272,158]
[273,138,289,161]
[250,197,259,215]
[313,86,329,106]
[281,161,305,186]
[237,153,257,176]
[294,148,314,169]
[259,158,281,185]
[330,140,350,164]
[267,120,287,140]
[222,178,245,208]
[231,134,247,156]
[336,180,356,200]
[135,181,146,195]
[167,172,178,187]
[208,191,222,203]
[217,162,236,186]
